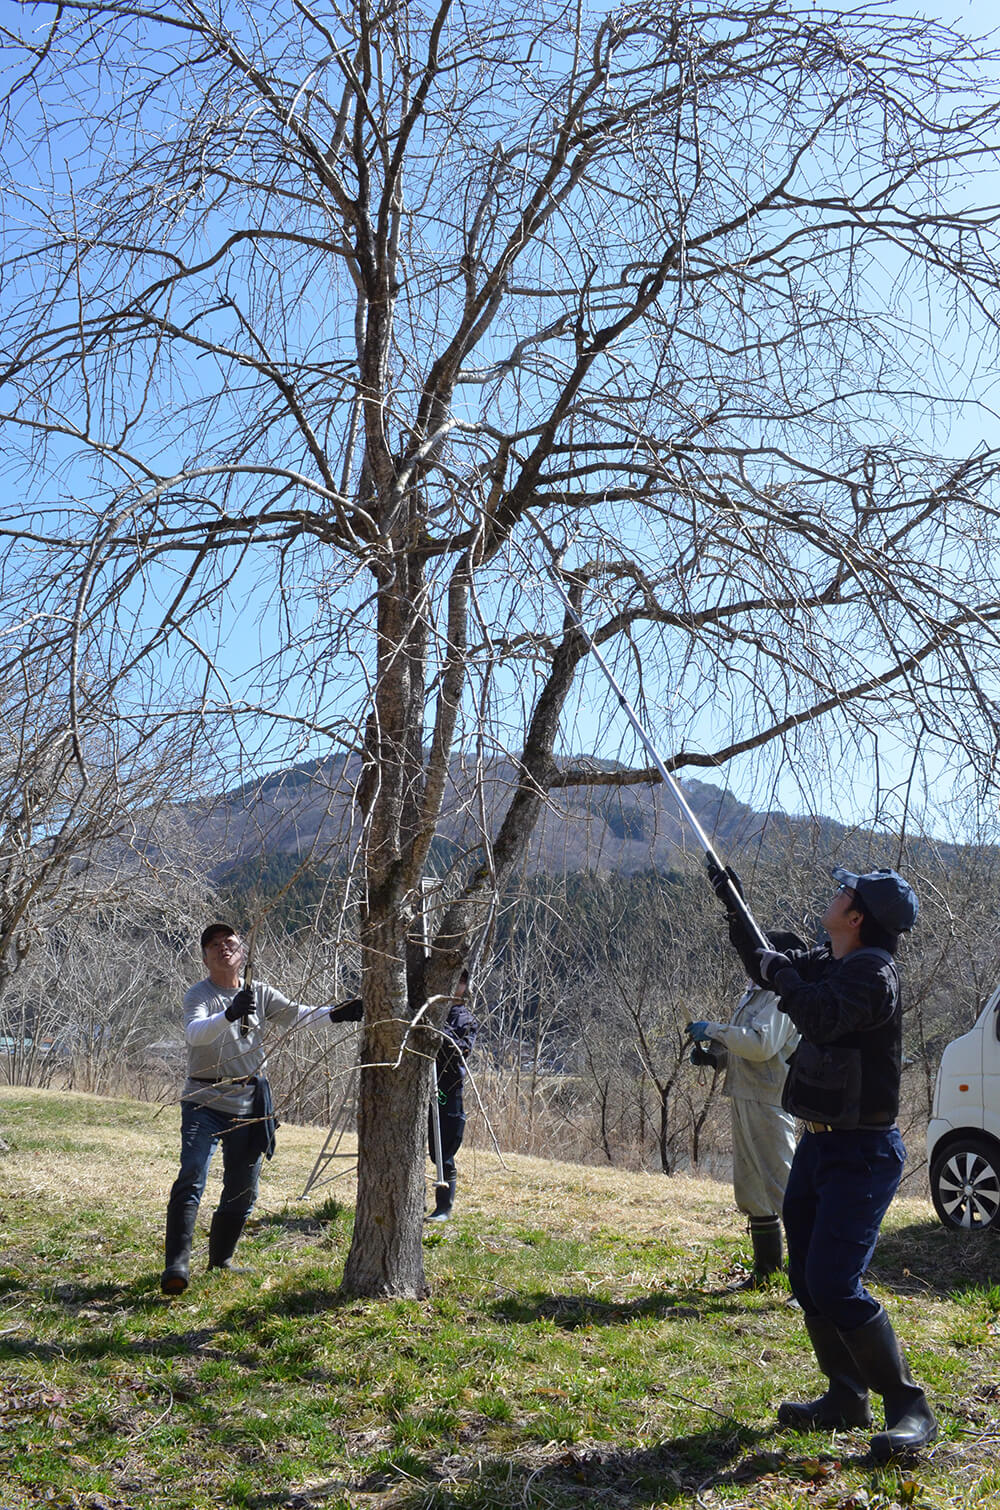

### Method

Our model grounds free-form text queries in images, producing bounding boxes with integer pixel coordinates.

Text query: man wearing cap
[711,863,937,1462]
[160,922,364,1296]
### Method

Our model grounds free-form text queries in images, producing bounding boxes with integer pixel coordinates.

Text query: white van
[926,983,1000,1229]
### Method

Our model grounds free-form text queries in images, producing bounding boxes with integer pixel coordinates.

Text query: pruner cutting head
[241,924,258,1038]
[243,926,256,990]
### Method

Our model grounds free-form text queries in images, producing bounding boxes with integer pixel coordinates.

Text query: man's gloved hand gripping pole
[228,931,258,1035]
[225,985,255,1025]
[704,859,787,991]
[705,859,770,950]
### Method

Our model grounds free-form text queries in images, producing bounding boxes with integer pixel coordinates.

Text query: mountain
[185,752,882,881]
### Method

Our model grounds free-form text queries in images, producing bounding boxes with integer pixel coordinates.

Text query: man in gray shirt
[161,921,362,1295]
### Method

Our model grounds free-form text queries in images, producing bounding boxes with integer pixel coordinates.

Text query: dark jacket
[436,998,478,1095]
[732,925,902,1128]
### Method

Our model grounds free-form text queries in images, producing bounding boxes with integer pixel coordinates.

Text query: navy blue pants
[166,1100,263,1227]
[782,1126,905,1332]
[428,1083,466,1182]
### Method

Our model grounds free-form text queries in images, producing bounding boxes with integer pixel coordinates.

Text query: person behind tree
[161,922,364,1295]
[710,862,937,1462]
[426,969,477,1221]
[687,928,804,1285]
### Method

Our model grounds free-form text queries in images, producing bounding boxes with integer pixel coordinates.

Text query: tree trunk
[343,1048,432,1297]
[341,564,439,1297]
[658,1088,672,1175]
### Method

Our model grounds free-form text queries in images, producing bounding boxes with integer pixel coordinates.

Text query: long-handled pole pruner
[413,878,451,1205]
[429,1061,448,1201]
[527,518,769,952]
[241,926,258,1039]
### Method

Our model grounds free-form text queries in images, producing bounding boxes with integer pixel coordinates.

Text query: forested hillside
[3,767,998,1183]
[184,753,969,882]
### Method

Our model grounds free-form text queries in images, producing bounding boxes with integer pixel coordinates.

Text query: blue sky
[4,0,1000,853]
[549,0,1000,844]
[169,0,1000,844]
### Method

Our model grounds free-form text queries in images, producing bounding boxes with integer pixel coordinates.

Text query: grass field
[0,1087,998,1510]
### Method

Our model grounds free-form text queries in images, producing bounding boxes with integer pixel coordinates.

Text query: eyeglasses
[835,884,858,904]
[207,937,243,952]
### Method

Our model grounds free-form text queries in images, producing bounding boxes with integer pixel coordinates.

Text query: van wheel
[930,1137,1000,1230]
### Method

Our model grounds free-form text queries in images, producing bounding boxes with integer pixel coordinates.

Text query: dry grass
[2,1087,1000,1510]
[4,1085,947,1250]
[1,1084,742,1238]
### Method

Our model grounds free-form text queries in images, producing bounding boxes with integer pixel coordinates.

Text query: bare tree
[478,887,581,1157]
[3,1,1000,1295]
[0,788,214,1094]
[561,873,736,1171]
[0,645,210,1108]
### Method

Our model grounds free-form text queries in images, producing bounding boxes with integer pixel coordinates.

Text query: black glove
[727,911,763,978]
[329,996,363,1023]
[225,985,255,1022]
[755,948,790,986]
[707,860,744,914]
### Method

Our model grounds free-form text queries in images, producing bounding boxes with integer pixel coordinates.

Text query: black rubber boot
[161,1201,198,1295]
[740,1214,785,1286]
[778,1313,873,1429]
[840,1307,938,1461]
[207,1211,250,1273]
[750,1214,783,1279]
[426,1177,456,1222]
[728,1215,784,1290]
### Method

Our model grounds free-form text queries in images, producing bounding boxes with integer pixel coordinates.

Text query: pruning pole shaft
[532,532,769,951]
[241,927,257,1039]
[430,1062,447,1190]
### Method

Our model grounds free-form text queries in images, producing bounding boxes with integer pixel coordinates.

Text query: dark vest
[782,948,901,1129]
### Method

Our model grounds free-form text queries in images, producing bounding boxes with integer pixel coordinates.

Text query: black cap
[831,867,918,933]
[200,922,240,951]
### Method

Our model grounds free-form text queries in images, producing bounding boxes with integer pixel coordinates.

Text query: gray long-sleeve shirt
[713,984,799,1105]
[181,978,336,1116]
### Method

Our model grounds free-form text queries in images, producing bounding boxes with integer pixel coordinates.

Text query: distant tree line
[5,828,998,1191]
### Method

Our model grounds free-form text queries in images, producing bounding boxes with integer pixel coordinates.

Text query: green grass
[1,1088,998,1509]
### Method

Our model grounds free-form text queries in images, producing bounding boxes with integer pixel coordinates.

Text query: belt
[805,1121,893,1134]
[190,1075,257,1086]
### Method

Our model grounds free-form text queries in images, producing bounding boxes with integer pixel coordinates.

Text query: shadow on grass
[219,1281,355,1326]
[488,1285,781,1329]
[241,1422,805,1509]
[0,1322,227,1363]
[0,1272,165,1312]
[253,1197,350,1237]
[870,1218,1000,1296]
[0,1275,357,1370]
[250,1211,331,1237]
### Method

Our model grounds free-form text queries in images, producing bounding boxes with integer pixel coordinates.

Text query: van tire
[930,1136,1000,1230]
